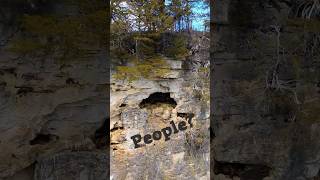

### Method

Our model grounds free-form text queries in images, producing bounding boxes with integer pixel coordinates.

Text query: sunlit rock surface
[110,33,210,179]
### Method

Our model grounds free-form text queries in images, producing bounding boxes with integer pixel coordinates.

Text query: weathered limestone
[111,33,210,179]
[34,152,108,180]
[0,2,108,179]
[0,48,108,178]
[212,0,320,179]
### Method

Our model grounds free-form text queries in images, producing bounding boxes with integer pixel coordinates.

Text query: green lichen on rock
[113,56,170,82]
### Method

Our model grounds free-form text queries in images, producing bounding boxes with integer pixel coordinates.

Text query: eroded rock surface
[34,152,108,180]
[212,0,320,179]
[111,33,210,179]
[0,2,108,179]
[0,49,108,179]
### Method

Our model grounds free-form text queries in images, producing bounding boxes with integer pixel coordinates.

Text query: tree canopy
[111,0,209,81]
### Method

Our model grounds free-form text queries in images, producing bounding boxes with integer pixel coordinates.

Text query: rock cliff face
[0,49,108,180]
[0,2,108,179]
[212,0,320,179]
[110,33,210,179]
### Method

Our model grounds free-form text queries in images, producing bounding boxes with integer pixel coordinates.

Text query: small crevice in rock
[139,92,177,108]
[238,122,255,130]
[111,126,124,132]
[29,134,59,145]
[210,127,215,139]
[119,103,127,107]
[93,118,108,149]
[214,160,271,180]
[33,89,54,94]
[16,86,34,96]
[66,78,79,85]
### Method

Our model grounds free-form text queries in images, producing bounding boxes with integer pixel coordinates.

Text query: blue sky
[117,0,210,31]
[164,0,209,31]
[190,1,210,31]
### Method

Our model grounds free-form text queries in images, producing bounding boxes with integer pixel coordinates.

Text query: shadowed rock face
[0,1,108,179]
[212,0,320,179]
[34,152,108,180]
[214,160,271,180]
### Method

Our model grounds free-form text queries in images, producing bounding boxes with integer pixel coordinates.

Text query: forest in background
[111,0,209,81]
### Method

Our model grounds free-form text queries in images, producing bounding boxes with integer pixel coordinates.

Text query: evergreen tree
[111,0,194,81]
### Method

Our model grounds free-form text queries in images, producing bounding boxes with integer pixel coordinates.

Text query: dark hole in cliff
[210,127,215,139]
[214,160,271,180]
[66,78,79,85]
[93,118,108,149]
[30,134,58,145]
[139,92,177,108]
[119,103,127,107]
[111,126,124,132]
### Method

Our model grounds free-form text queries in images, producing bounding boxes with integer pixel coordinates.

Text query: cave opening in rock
[139,92,177,108]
